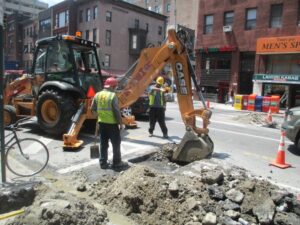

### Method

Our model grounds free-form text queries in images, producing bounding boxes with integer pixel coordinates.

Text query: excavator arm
[63,29,213,162]
[116,29,213,162]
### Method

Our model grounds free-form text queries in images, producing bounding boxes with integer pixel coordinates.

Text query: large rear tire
[36,90,77,135]
[4,105,17,126]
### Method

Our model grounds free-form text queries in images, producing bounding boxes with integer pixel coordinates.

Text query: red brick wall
[196,0,300,51]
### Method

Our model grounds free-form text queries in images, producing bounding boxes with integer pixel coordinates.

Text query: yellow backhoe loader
[4,29,213,163]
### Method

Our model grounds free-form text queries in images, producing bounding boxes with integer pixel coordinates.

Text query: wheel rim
[122,107,132,116]
[41,99,59,124]
[4,110,12,126]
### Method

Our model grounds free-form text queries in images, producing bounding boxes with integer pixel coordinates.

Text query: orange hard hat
[104,77,118,88]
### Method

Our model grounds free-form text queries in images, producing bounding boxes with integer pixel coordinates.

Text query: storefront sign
[256,36,300,54]
[198,46,236,53]
[254,74,300,83]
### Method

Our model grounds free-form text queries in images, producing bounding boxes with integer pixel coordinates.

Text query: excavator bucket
[172,130,214,163]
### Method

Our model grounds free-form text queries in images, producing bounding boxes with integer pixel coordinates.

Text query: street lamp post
[0,0,6,183]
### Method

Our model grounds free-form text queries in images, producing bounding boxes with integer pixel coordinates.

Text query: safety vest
[96,90,117,124]
[149,89,164,107]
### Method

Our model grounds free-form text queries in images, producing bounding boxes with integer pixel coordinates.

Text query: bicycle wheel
[5,138,49,177]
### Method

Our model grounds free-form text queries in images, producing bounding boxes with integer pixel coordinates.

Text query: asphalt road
[1,101,300,193]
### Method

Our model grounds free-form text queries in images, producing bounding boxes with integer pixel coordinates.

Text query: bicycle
[4,117,49,177]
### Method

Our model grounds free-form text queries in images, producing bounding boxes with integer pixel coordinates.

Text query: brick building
[77,0,167,74]
[22,18,39,72]
[196,0,300,107]
[52,0,77,36]
[4,13,30,70]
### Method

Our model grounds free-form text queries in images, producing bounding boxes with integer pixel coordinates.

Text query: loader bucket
[172,130,214,163]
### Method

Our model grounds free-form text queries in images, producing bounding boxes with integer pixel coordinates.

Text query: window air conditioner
[223,25,232,32]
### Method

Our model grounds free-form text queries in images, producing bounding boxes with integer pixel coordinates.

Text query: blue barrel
[255,96,263,112]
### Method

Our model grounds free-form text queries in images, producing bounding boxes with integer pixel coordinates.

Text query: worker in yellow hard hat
[148,76,168,138]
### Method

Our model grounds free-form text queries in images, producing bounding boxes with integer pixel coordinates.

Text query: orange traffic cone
[206,100,210,109]
[270,130,291,169]
[265,108,273,123]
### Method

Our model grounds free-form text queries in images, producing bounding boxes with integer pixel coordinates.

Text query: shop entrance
[263,84,300,108]
[290,85,300,107]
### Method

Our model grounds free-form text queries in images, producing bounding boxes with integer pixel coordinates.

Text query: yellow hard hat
[156,76,164,85]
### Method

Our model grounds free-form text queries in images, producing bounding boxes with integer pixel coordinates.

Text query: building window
[79,10,83,23]
[93,6,98,19]
[105,30,111,46]
[86,8,91,22]
[106,11,112,22]
[55,10,69,28]
[154,5,160,13]
[166,3,171,12]
[86,30,89,40]
[270,4,283,28]
[104,54,110,68]
[204,14,213,34]
[40,18,51,32]
[245,8,257,30]
[135,19,139,29]
[146,23,149,32]
[144,0,148,7]
[158,26,162,35]
[224,11,234,26]
[132,35,137,49]
[93,28,97,42]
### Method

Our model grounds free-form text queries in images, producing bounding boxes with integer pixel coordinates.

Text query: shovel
[90,122,100,159]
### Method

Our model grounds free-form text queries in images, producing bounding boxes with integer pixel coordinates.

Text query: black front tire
[36,90,77,135]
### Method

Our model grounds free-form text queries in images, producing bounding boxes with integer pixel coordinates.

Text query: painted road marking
[23,137,52,154]
[210,127,293,144]
[57,144,142,174]
[243,152,273,161]
[168,120,293,144]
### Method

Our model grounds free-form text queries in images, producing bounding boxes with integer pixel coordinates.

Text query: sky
[40,0,63,7]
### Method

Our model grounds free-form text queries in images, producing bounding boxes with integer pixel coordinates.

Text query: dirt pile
[4,184,109,225]
[87,144,300,225]
[234,112,279,128]
[4,144,300,225]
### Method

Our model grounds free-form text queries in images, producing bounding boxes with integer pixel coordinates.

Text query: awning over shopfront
[256,36,300,55]
[253,73,300,84]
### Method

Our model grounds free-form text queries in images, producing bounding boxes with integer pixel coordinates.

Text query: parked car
[282,106,300,149]
[131,92,150,116]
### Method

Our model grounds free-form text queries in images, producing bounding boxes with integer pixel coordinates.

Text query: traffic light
[3,14,7,30]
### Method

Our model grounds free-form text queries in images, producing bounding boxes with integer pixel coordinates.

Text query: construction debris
[234,112,279,128]
[3,144,300,225]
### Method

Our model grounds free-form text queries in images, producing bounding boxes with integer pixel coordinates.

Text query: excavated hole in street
[2,143,300,225]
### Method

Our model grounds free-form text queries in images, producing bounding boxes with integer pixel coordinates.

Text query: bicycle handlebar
[5,117,32,131]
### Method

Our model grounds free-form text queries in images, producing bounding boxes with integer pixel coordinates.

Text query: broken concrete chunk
[168,180,179,196]
[218,216,240,225]
[186,197,198,211]
[273,211,300,225]
[226,188,244,204]
[222,199,241,211]
[202,171,224,185]
[224,210,240,219]
[40,199,71,210]
[202,212,217,225]
[207,185,225,200]
[253,197,275,224]
[77,183,87,192]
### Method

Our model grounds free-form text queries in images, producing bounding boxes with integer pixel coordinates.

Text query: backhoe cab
[4,35,102,142]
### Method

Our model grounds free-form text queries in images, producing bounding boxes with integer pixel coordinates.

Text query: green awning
[253,74,300,84]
